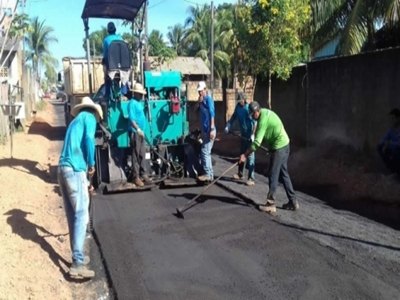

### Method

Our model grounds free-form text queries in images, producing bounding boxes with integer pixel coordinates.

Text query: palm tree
[311,0,400,55]
[167,24,187,56]
[0,13,31,69]
[184,4,231,84]
[25,17,58,81]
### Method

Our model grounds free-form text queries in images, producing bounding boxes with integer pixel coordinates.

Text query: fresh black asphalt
[92,164,400,299]
[51,102,399,299]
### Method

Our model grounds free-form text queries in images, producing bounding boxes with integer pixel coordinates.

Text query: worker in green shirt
[239,101,298,214]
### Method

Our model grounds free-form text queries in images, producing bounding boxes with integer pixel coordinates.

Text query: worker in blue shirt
[197,81,216,182]
[58,96,103,279]
[128,83,151,187]
[224,92,256,186]
[102,22,123,67]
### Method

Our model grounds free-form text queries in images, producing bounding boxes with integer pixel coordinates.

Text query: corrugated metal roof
[149,56,211,75]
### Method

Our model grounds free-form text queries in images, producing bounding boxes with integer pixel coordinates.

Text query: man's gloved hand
[137,128,144,137]
[250,134,255,142]
[224,123,231,134]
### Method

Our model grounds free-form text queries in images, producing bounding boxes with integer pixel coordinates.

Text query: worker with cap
[224,92,256,186]
[128,83,152,187]
[377,108,400,174]
[239,101,298,214]
[197,81,216,182]
[58,96,103,279]
[102,21,123,68]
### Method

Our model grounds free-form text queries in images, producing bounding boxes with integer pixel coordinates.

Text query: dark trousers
[130,132,147,179]
[378,146,400,174]
[267,144,296,202]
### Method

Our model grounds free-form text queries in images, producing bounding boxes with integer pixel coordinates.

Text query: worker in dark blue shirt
[225,92,256,185]
[197,81,216,182]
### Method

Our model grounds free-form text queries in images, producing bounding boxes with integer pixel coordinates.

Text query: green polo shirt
[251,108,289,151]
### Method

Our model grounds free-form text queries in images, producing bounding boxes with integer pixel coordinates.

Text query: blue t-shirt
[128,98,146,133]
[103,33,123,64]
[59,111,97,172]
[228,102,255,138]
[199,94,215,134]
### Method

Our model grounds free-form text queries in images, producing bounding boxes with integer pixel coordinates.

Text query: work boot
[282,200,299,211]
[197,174,211,182]
[233,173,243,180]
[83,256,90,265]
[258,204,277,214]
[246,179,255,186]
[133,177,144,187]
[141,175,152,185]
[69,263,95,279]
[265,199,275,206]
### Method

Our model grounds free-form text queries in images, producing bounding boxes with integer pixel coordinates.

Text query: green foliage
[184,4,233,82]
[237,0,311,80]
[310,0,400,55]
[25,17,58,81]
[148,30,176,63]
[83,27,107,56]
[9,13,31,39]
[167,24,187,56]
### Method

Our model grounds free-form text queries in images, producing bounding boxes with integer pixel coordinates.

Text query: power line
[149,0,167,9]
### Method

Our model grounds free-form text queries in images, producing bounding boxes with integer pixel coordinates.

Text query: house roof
[149,56,210,76]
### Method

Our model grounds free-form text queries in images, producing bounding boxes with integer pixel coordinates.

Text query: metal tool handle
[176,162,239,217]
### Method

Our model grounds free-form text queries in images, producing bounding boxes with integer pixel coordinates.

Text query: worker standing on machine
[128,83,152,187]
[196,81,216,182]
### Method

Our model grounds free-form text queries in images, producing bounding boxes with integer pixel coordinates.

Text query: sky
[25,0,238,72]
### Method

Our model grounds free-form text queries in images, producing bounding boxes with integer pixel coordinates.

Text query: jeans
[200,133,214,179]
[57,166,90,265]
[239,138,255,180]
[267,144,296,202]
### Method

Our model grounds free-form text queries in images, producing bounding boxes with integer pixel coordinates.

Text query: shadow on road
[276,220,400,251]
[27,121,65,141]
[169,192,256,208]
[0,158,56,184]
[4,209,70,279]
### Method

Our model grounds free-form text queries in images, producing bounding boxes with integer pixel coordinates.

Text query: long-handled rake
[174,162,239,219]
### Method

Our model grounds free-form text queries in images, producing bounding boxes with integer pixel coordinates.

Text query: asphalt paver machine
[81,0,196,193]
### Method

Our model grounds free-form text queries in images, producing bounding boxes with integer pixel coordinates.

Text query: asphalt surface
[92,156,400,299]
[50,101,400,299]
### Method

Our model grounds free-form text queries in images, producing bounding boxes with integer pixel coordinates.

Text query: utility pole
[210,1,214,96]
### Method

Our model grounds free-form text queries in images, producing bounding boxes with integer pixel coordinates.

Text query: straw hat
[71,96,103,120]
[132,83,147,95]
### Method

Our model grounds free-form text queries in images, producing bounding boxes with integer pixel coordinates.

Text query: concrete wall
[257,47,400,152]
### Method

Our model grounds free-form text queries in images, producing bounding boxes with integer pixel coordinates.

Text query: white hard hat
[197,81,207,91]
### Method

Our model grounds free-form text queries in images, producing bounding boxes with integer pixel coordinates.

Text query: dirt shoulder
[0,101,107,299]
